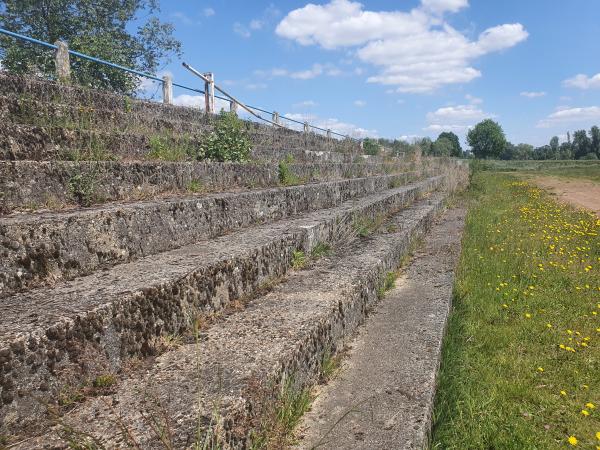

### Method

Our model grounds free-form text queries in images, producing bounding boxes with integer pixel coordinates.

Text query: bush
[200,111,251,162]
[580,152,599,160]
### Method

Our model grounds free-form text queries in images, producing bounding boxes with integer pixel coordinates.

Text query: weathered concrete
[0,173,424,295]
[294,206,466,450]
[0,178,444,438]
[0,161,412,215]
[6,192,450,448]
[0,73,361,159]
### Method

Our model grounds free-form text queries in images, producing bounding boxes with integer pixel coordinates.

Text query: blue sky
[146,0,600,146]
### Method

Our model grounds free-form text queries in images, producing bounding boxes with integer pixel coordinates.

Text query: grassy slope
[432,172,600,449]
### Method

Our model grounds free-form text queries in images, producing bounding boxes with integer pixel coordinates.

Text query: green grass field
[476,160,600,183]
[432,171,600,449]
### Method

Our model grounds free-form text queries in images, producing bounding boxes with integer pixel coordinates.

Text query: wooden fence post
[272,111,280,126]
[204,72,215,114]
[54,40,70,82]
[162,74,173,105]
[229,100,238,115]
[303,122,309,133]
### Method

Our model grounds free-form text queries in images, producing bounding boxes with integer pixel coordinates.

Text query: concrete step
[4,190,453,448]
[0,74,360,157]
[294,206,466,450]
[0,173,422,296]
[0,176,447,439]
[0,160,411,215]
[0,122,366,163]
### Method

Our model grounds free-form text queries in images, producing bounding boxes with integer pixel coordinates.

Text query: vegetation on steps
[432,171,600,449]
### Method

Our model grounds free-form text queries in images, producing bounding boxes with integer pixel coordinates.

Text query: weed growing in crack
[187,179,204,193]
[278,155,301,186]
[311,242,332,259]
[291,250,307,270]
[377,271,397,299]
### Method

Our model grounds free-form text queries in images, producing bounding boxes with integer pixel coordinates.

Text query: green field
[475,160,600,183]
[432,170,600,449]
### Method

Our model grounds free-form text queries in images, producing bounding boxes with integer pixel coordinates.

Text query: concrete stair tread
[12,192,447,449]
[0,177,437,341]
[0,177,445,439]
[1,173,418,295]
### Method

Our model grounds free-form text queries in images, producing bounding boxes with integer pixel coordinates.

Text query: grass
[291,250,307,270]
[432,171,600,449]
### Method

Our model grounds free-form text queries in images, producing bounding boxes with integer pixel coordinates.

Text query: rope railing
[0,27,359,141]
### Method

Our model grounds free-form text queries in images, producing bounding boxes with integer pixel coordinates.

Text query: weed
[278,158,300,186]
[187,179,203,193]
[320,349,341,382]
[92,374,116,388]
[68,170,99,207]
[148,135,190,161]
[123,96,133,113]
[377,271,396,299]
[58,387,85,408]
[200,111,251,162]
[311,242,332,259]
[353,215,385,238]
[291,250,307,270]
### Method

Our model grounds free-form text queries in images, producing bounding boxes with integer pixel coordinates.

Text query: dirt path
[524,176,600,216]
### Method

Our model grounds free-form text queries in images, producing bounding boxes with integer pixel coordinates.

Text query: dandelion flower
[568,435,578,446]
[560,390,567,396]
[582,410,590,416]
[587,403,595,409]
[525,313,532,319]
[537,367,544,372]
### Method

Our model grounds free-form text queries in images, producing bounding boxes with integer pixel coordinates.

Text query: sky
[143,0,600,146]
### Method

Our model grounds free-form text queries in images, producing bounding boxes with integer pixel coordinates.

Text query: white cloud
[424,103,494,134]
[233,22,251,38]
[537,106,600,128]
[171,11,192,25]
[172,94,231,112]
[354,100,367,107]
[203,7,215,17]
[293,100,318,108]
[276,0,527,93]
[563,73,600,90]
[255,63,342,80]
[520,91,546,98]
[250,19,264,30]
[283,112,376,138]
[465,94,482,104]
[421,0,468,14]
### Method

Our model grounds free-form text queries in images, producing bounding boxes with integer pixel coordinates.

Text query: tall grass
[432,172,600,449]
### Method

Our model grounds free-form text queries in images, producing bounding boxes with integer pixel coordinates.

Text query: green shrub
[148,135,191,161]
[278,155,301,186]
[200,111,251,162]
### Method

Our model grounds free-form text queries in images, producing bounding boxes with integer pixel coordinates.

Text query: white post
[55,40,71,82]
[162,74,173,105]
[229,100,238,115]
[303,122,309,133]
[204,72,215,114]
[326,129,332,139]
[272,111,280,126]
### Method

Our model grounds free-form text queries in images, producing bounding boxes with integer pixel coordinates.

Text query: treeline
[500,126,600,160]
[464,119,600,161]
[363,131,463,158]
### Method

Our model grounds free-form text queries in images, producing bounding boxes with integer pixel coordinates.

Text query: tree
[431,137,453,156]
[559,142,572,160]
[572,130,591,159]
[362,138,381,155]
[590,125,600,158]
[437,131,463,157]
[467,119,507,159]
[417,137,433,156]
[0,0,181,93]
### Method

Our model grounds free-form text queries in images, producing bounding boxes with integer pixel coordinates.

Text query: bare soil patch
[524,175,600,216]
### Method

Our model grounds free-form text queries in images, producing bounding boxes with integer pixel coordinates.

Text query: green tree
[572,129,591,159]
[590,125,600,158]
[0,0,181,93]
[467,119,507,159]
[437,131,463,157]
[418,137,433,156]
[431,137,453,156]
[362,138,381,156]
